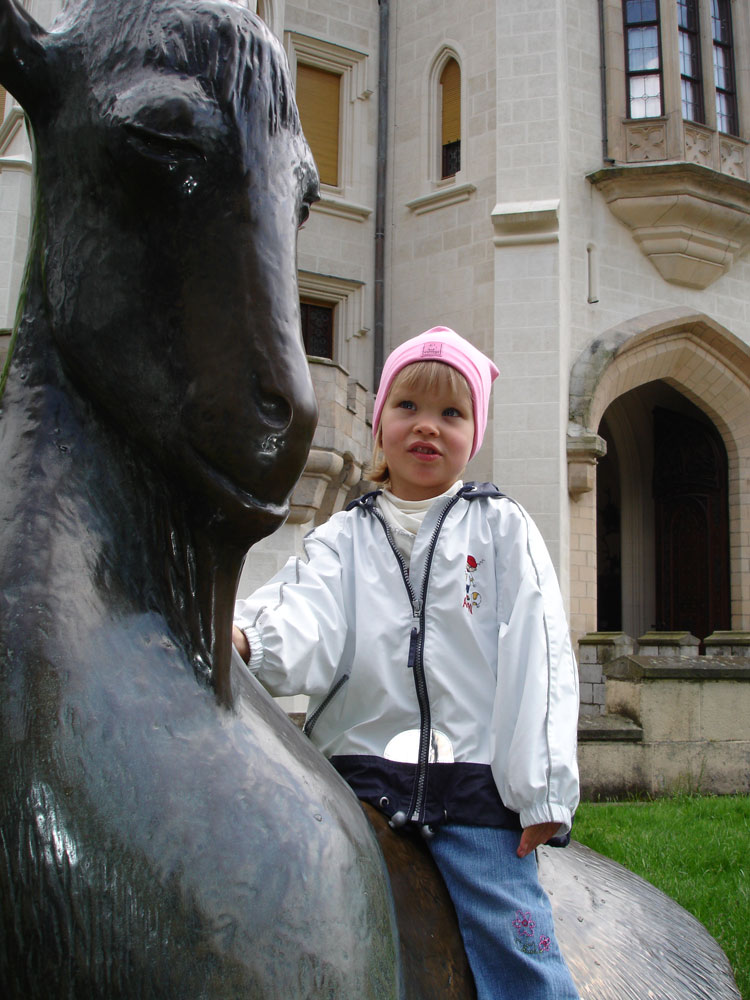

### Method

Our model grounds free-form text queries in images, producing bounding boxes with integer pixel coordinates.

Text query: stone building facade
[3,1,750,771]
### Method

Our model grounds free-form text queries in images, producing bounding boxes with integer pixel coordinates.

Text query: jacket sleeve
[489,502,580,834]
[233,525,349,698]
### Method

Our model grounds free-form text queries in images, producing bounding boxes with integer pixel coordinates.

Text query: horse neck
[0,311,241,707]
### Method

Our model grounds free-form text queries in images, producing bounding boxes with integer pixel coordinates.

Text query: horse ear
[0,0,50,118]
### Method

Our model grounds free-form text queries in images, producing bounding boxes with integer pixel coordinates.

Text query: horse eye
[123,123,205,166]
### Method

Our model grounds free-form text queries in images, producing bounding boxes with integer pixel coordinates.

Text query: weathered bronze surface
[0,1,400,996]
[538,840,741,1000]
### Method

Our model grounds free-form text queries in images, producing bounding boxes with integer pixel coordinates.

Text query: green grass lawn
[573,795,750,1000]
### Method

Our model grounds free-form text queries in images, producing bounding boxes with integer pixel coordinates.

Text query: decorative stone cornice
[313,196,372,223]
[587,162,750,289]
[406,181,476,215]
[491,199,559,246]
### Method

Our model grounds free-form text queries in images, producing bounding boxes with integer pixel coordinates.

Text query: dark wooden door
[653,407,730,643]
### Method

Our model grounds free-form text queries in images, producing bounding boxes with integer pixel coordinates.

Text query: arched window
[439,58,461,178]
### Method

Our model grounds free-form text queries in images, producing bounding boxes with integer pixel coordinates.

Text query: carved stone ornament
[626,122,667,162]
[720,137,747,181]
[683,125,714,168]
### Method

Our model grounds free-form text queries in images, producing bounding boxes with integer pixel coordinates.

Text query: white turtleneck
[375,480,463,567]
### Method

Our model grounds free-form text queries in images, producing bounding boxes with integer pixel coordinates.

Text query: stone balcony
[587,161,750,289]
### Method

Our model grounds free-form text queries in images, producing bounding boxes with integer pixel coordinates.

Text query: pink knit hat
[372,327,499,459]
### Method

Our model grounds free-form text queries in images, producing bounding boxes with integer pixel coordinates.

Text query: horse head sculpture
[0,2,401,995]
[1,0,324,702]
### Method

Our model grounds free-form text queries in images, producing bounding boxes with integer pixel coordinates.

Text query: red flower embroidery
[512,910,536,937]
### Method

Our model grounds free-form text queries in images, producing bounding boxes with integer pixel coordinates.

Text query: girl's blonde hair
[366,360,472,487]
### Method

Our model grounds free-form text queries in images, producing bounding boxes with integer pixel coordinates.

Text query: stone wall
[578,631,750,798]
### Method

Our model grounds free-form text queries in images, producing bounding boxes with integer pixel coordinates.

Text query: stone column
[567,425,607,642]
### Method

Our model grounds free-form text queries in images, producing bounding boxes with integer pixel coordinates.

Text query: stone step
[578,713,643,743]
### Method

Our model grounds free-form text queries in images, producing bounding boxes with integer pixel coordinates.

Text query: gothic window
[679,0,703,122]
[624,0,663,119]
[439,59,461,178]
[712,0,738,135]
[601,0,747,171]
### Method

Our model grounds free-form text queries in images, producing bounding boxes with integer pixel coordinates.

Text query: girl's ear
[0,0,51,120]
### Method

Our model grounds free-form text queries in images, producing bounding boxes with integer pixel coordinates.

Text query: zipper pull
[407,627,419,669]
[412,598,422,618]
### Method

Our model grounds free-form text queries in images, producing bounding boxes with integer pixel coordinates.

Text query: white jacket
[234,484,579,834]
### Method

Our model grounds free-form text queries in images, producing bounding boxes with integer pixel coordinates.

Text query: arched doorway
[568,309,750,642]
[595,381,731,646]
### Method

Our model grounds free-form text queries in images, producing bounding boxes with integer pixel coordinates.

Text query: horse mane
[51,0,300,135]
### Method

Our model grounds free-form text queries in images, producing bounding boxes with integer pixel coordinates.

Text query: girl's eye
[397,400,416,410]
[443,406,462,417]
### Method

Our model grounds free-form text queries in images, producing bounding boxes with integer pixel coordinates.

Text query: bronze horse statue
[0,0,403,995]
[0,1,742,998]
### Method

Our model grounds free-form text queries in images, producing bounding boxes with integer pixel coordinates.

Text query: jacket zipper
[368,492,464,829]
[303,673,350,737]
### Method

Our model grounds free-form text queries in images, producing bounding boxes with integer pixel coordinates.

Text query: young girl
[233,327,580,1000]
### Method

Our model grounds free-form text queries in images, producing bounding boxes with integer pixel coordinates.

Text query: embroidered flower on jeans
[539,935,551,952]
[512,910,535,936]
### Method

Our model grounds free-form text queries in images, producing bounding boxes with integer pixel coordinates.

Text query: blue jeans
[427,825,579,1000]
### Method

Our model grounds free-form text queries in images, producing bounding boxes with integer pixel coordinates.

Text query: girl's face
[379,367,474,500]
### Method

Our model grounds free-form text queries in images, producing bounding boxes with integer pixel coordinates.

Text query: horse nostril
[250,374,292,430]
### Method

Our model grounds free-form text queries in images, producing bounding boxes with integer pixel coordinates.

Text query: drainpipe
[373,0,389,389]
[597,0,614,163]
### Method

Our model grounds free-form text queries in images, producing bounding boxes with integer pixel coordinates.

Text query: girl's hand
[517,822,561,859]
[232,625,250,663]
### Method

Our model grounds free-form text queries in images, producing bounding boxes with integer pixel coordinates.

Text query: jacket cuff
[241,625,265,672]
[519,802,571,836]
